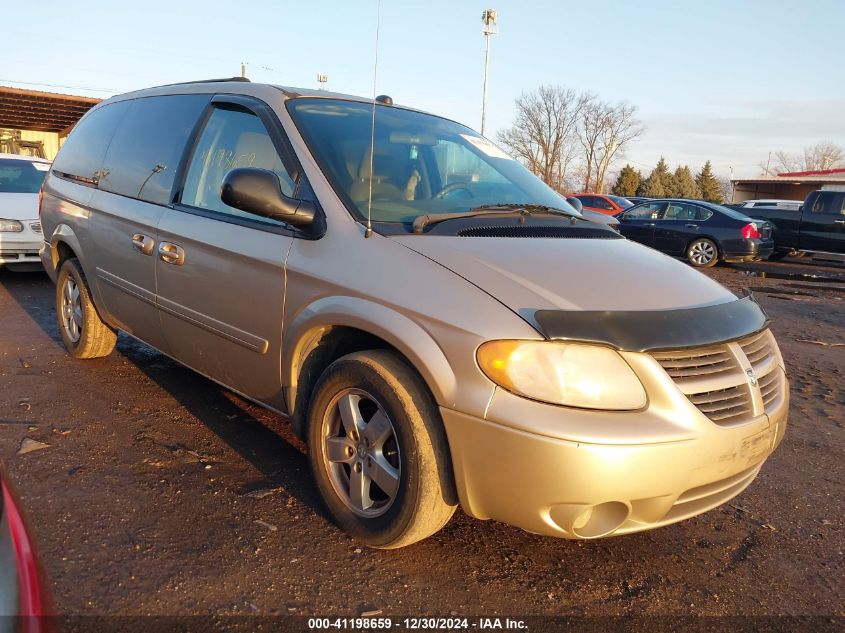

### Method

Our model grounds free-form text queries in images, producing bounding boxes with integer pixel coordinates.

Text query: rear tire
[307,350,456,548]
[686,238,718,268]
[55,258,117,359]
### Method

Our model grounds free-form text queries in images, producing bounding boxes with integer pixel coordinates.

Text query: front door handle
[834,219,845,225]
[158,242,185,266]
[685,223,699,229]
[131,233,155,256]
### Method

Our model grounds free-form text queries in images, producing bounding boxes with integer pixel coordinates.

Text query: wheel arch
[283,296,458,441]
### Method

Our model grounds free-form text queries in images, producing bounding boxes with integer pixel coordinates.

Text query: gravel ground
[0,261,843,620]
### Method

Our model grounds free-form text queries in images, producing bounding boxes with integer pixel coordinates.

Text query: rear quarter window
[52,101,131,183]
[99,94,210,205]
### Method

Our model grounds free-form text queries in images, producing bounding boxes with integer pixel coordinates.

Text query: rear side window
[99,94,210,205]
[0,158,49,193]
[52,101,131,184]
[810,192,845,215]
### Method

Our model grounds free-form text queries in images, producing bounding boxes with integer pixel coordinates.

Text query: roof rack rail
[157,77,252,88]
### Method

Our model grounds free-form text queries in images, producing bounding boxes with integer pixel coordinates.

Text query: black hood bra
[532,293,768,352]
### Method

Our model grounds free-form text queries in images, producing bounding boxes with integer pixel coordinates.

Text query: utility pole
[480,9,498,137]
[764,151,772,176]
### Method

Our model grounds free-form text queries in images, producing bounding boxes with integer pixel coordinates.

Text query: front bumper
[0,220,42,266]
[441,360,788,539]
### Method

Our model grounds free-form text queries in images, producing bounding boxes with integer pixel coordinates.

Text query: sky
[4,0,844,179]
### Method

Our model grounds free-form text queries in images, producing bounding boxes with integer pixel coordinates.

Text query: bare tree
[577,99,644,193]
[593,103,644,193]
[497,86,588,191]
[766,142,845,174]
[803,141,845,171]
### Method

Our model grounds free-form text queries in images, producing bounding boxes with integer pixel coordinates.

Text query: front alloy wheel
[322,389,401,518]
[307,350,457,548]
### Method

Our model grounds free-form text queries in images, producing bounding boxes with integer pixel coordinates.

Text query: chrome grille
[651,346,736,382]
[689,384,753,424]
[653,329,784,427]
[758,368,782,413]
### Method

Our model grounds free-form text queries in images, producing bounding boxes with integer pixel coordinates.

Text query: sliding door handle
[158,242,185,266]
[131,233,155,256]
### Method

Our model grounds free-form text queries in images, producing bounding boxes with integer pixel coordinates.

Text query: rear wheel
[307,350,456,548]
[686,238,718,268]
[55,258,117,358]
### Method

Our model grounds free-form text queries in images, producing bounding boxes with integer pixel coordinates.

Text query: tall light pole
[480,9,498,137]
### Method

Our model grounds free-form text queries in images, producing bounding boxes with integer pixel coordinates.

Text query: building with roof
[0,86,100,159]
[731,168,845,203]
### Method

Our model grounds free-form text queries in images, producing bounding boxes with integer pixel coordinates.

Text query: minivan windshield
[287,98,578,225]
[0,158,49,194]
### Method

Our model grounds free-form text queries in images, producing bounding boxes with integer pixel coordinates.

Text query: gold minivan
[39,79,788,548]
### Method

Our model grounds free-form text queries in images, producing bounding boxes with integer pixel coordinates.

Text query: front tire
[307,350,456,548]
[55,258,117,358]
[686,238,718,268]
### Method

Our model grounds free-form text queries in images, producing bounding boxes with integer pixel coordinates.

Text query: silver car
[39,80,788,547]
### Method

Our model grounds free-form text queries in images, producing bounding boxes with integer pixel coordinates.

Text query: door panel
[800,192,845,253]
[88,189,168,350]
[155,101,299,406]
[155,211,291,403]
[654,202,699,254]
[620,202,664,246]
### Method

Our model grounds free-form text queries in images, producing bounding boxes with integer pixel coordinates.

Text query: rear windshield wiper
[412,203,579,234]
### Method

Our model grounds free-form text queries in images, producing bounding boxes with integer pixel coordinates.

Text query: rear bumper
[723,238,774,262]
[441,370,788,539]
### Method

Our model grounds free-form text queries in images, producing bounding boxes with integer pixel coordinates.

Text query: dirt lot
[0,260,843,620]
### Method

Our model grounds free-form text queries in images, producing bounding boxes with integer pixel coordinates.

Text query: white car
[737,199,802,211]
[0,153,50,271]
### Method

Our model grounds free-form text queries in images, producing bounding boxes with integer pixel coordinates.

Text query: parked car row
[564,191,844,266]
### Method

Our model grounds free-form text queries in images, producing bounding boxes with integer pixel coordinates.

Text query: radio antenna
[364,0,382,238]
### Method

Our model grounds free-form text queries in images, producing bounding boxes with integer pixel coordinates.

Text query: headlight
[0,219,24,232]
[477,340,647,410]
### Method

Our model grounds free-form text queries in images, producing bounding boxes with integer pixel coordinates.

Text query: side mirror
[221,167,317,232]
[566,196,583,212]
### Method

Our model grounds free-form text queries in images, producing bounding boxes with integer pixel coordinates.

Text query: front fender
[283,295,459,414]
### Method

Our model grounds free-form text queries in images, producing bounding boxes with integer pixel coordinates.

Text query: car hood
[392,234,735,314]
[0,193,38,221]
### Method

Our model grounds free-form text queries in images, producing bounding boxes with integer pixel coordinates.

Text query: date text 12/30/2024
[307,617,528,630]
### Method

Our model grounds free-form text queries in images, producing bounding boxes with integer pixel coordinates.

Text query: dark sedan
[616,199,774,267]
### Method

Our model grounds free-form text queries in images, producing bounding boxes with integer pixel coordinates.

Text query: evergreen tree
[696,161,723,202]
[611,164,641,196]
[670,165,701,199]
[638,157,671,197]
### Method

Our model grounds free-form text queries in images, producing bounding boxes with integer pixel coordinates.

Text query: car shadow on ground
[0,268,330,522]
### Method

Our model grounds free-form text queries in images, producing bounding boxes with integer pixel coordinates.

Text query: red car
[572,193,633,216]
[1,468,51,628]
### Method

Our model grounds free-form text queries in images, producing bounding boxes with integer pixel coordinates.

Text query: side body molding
[283,295,459,424]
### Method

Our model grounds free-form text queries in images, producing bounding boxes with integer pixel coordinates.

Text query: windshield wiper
[412,203,579,234]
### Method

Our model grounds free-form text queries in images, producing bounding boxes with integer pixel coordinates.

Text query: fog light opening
[570,501,629,539]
